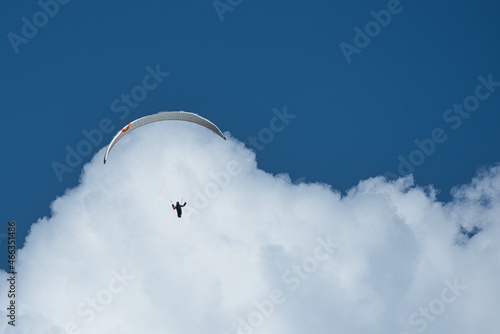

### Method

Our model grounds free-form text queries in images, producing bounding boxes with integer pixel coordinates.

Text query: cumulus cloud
[1,122,499,334]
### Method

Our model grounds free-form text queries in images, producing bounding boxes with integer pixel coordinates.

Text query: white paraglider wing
[103,111,226,163]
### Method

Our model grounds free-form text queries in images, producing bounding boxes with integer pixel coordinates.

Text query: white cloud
[1,123,499,334]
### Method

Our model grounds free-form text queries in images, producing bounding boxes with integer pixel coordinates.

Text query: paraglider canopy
[103,111,226,163]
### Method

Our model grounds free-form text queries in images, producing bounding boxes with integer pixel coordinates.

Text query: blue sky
[2,0,500,254]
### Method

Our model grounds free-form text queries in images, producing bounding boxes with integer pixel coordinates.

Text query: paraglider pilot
[172,201,187,218]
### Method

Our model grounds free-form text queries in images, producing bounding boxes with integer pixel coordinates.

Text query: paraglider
[172,201,187,218]
[103,111,226,164]
[103,111,226,219]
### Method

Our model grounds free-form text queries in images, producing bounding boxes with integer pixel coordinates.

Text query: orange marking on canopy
[121,123,131,132]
